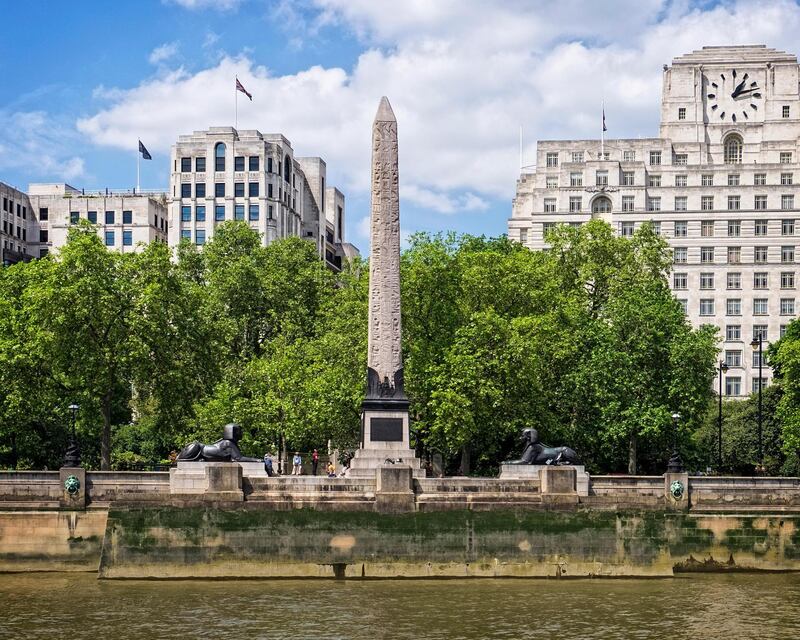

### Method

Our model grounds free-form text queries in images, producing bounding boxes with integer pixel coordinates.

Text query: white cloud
[165,0,242,9]
[149,42,179,65]
[357,215,371,238]
[78,0,800,216]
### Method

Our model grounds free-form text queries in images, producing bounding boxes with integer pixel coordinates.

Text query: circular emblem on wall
[670,480,684,500]
[64,475,81,496]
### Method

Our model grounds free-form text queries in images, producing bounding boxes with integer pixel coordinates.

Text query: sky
[3,0,800,250]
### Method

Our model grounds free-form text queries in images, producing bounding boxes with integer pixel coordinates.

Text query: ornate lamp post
[718,361,729,470]
[63,403,81,468]
[667,412,684,473]
[750,336,764,473]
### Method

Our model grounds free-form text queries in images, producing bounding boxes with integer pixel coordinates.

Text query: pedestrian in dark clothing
[312,449,319,476]
[264,452,274,477]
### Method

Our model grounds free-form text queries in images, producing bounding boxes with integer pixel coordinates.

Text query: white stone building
[509,45,800,397]
[169,127,355,270]
[0,182,38,266]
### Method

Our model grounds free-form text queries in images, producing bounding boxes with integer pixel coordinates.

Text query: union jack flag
[236,77,252,101]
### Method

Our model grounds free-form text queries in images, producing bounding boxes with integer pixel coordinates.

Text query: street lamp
[63,403,81,468]
[750,336,764,473]
[667,412,684,473]
[718,361,729,470]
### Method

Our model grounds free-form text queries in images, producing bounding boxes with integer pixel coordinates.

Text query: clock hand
[735,87,760,97]
[731,79,747,97]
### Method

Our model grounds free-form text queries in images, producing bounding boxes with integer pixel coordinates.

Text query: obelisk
[349,97,422,477]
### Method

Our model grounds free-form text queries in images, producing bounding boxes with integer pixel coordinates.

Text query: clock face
[706,68,763,122]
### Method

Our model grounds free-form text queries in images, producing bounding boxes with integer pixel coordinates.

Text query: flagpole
[235,75,238,130]
[136,140,140,193]
[601,99,605,159]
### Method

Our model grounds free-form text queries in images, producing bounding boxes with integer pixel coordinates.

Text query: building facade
[1,182,38,266]
[509,45,800,397]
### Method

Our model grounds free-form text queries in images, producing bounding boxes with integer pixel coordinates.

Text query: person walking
[311,449,319,476]
[263,452,274,477]
[292,451,302,475]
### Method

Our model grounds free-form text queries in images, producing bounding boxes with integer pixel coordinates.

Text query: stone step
[347,466,427,479]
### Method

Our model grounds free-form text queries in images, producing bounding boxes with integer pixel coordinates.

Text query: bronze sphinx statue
[177,423,260,462]
[505,428,579,466]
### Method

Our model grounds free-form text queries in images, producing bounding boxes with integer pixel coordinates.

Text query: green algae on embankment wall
[91,507,800,579]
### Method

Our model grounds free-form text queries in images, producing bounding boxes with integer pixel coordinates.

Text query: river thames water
[2,573,800,639]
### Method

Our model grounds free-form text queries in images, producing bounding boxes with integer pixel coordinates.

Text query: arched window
[284,155,292,183]
[214,142,226,171]
[724,134,742,164]
[592,196,612,214]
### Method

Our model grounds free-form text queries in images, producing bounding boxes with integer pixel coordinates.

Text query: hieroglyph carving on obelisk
[367,96,403,388]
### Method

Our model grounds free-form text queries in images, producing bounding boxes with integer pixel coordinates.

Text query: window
[753,325,768,341]
[783,246,795,263]
[724,135,743,164]
[674,221,687,237]
[726,377,742,396]
[596,171,608,186]
[755,246,769,263]
[267,157,273,173]
[196,183,206,198]
[782,325,789,338]
[70,211,79,224]
[621,171,635,186]
[675,174,687,187]
[543,222,556,236]
[88,211,97,224]
[701,196,714,211]
[674,247,687,264]
[783,219,795,236]
[752,377,768,393]
[571,151,584,163]
[234,156,245,172]
[181,157,191,172]
[728,220,740,237]
[623,150,636,162]
[651,221,661,236]
[570,172,583,187]
[701,220,715,237]
[249,204,259,221]
[674,153,688,165]
[546,177,558,188]
[649,151,661,165]
[268,205,274,219]
[544,198,556,213]
[673,273,687,289]
[754,272,768,289]
[214,142,225,171]
[123,229,132,246]
[38,207,48,221]
[196,206,206,222]
[677,299,688,314]
[755,195,767,210]
[678,107,686,120]
[235,205,245,221]
[215,183,225,197]
[196,157,206,172]
[648,174,661,187]
[621,222,635,237]
[727,299,742,315]
[105,211,114,224]
[519,228,528,244]
[700,299,715,316]
[728,247,741,264]
[39,229,48,243]
[181,206,191,222]
[728,174,740,186]
[592,197,611,214]
[725,350,742,367]
[755,220,768,236]
[727,325,741,341]
[754,298,769,315]
[181,229,191,241]
[782,272,795,289]
[781,298,796,315]
[780,152,793,164]
[782,195,794,210]
[728,195,740,210]
[180,183,191,198]
[215,205,225,221]
[546,152,559,167]
[701,246,715,263]
[700,273,714,289]
[249,182,259,197]
[621,196,634,212]
[754,173,766,186]
[701,174,714,186]
[782,173,794,186]
[249,156,259,171]
[234,182,245,197]
[268,184,273,198]
[105,231,115,246]
[727,272,741,289]
[569,197,581,212]
[783,105,791,119]
[195,229,206,246]
[647,197,661,211]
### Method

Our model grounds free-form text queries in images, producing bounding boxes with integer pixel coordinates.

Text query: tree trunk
[101,391,112,470]
[628,432,637,475]
[459,446,471,476]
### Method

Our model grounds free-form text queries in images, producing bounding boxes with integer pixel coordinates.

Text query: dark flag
[602,108,607,132]
[236,77,253,101]
[138,140,152,160]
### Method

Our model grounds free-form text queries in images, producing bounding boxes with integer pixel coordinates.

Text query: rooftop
[671,45,797,66]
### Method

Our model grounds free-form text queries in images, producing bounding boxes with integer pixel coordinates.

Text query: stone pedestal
[664,471,689,510]
[170,461,244,501]
[499,464,589,497]
[375,465,415,514]
[59,467,86,509]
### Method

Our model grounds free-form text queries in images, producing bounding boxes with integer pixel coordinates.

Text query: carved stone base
[59,467,86,509]
[499,464,589,497]
[169,461,244,501]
